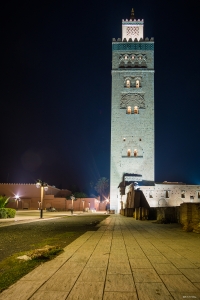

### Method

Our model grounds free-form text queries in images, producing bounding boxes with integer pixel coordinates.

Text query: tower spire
[130,8,134,20]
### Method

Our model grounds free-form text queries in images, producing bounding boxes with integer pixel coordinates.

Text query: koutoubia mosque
[110,9,200,218]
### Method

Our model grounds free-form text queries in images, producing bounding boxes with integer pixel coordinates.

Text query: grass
[0,248,62,293]
[0,232,76,293]
[0,215,109,293]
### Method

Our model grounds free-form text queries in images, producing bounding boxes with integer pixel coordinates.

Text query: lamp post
[70,195,75,215]
[15,195,20,210]
[82,200,85,212]
[88,201,90,211]
[36,179,48,219]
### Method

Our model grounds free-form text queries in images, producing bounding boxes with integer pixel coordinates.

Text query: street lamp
[70,195,75,215]
[82,200,85,212]
[36,179,48,219]
[15,195,20,210]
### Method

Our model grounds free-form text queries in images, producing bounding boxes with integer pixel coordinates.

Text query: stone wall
[180,203,200,232]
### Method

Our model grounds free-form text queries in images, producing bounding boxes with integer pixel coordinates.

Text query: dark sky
[1,0,200,192]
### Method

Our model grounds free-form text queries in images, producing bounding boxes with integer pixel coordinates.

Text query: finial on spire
[130,8,134,20]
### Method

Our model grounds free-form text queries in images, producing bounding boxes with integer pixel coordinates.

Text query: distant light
[36,182,41,188]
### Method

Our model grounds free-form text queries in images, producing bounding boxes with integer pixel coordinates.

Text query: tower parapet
[122,8,144,41]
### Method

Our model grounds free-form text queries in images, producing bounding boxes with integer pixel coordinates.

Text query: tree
[94,177,109,201]
[0,196,9,208]
[74,192,87,198]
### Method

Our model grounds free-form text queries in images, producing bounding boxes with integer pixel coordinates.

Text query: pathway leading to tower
[1,215,200,299]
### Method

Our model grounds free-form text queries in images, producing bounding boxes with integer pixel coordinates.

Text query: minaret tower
[110,9,155,212]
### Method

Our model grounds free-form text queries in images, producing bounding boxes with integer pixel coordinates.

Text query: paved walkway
[1,215,200,299]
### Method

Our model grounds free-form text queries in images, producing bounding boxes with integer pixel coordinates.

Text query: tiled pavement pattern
[1,215,200,300]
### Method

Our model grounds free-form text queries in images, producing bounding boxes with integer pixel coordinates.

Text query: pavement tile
[59,262,86,273]
[187,257,200,264]
[129,258,152,269]
[105,274,136,292]
[136,282,173,299]
[169,259,198,269]
[67,282,104,299]
[180,269,200,282]
[0,280,42,300]
[163,252,185,259]
[194,283,200,290]
[78,267,106,282]
[86,256,109,268]
[153,263,181,274]
[109,251,128,258]
[132,268,161,283]
[160,275,199,292]
[147,255,170,263]
[126,251,146,259]
[67,252,92,263]
[30,291,69,300]
[103,291,138,299]
[40,273,79,291]
[142,249,161,256]
[107,261,132,274]
[170,292,200,300]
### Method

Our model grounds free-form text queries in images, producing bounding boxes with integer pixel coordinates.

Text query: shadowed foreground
[1,215,200,299]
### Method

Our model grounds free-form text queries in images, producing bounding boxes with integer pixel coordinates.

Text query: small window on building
[198,192,200,199]
[134,149,138,157]
[125,55,128,60]
[166,191,169,198]
[136,80,140,88]
[123,138,126,141]
[127,106,132,114]
[126,80,131,88]
[127,149,131,157]
[149,191,153,198]
[132,55,134,60]
[181,190,185,198]
[134,106,139,114]
[190,196,194,202]
[139,138,142,141]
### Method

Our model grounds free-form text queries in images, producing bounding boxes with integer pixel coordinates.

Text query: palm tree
[94,177,109,202]
[0,196,9,208]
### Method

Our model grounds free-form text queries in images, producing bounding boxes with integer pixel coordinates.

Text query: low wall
[6,197,107,211]
[180,203,200,232]
[156,207,180,223]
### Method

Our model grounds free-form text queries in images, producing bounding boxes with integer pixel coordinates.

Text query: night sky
[1,0,200,192]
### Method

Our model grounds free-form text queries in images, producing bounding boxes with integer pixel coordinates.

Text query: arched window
[127,106,132,114]
[136,80,140,88]
[127,149,131,157]
[126,79,131,88]
[134,149,138,157]
[134,106,139,114]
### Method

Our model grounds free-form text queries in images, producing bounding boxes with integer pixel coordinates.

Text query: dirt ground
[0,215,108,262]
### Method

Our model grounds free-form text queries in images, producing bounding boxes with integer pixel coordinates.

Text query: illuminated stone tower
[110,9,155,212]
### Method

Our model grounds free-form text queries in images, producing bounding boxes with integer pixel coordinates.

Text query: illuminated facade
[110,10,200,213]
[110,9,154,212]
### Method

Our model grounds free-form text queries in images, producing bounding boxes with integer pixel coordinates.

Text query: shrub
[0,208,7,219]
[5,208,16,218]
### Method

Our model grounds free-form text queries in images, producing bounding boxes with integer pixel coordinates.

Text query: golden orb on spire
[131,8,134,20]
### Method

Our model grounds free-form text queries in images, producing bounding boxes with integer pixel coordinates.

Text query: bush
[0,208,7,219]
[0,208,16,219]
[5,208,16,218]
